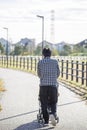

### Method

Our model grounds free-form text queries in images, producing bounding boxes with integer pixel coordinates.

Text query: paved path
[0,68,87,130]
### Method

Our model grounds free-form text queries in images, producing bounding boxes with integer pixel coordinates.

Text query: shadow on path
[14,120,42,130]
[14,120,54,130]
[0,99,86,122]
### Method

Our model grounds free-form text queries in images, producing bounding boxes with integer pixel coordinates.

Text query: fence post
[31,57,32,70]
[2,56,3,66]
[16,56,18,68]
[20,57,21,69]
[3,56,5,66]
[25,57,27,70]
[0,56,1,66]
[61,60,63,78]
[6,55,8,68]
[23,57,25,69]
[27,57,29,70]
[66,60,68,79]
[35,58,37,72]
[71,60,73,81]
[82,62,84,85]
[10,56,11,67]
[86,62,87,86]
[76,61,78,82]
[4,56,6,66]
[13,56,15,67]
[29,57,30,70]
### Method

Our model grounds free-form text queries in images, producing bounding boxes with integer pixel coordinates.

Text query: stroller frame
[37,99,59,124]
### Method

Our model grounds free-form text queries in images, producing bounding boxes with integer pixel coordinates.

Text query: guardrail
[0,56,87,87]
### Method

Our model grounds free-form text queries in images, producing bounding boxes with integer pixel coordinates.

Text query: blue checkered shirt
[37,57,60,87]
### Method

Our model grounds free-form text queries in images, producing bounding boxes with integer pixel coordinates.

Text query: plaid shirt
[37,57,60,87]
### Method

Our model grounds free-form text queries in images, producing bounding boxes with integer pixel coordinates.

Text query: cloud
[55,7,87,22]
[0,0,87,43]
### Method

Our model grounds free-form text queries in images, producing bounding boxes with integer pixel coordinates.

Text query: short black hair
[42,48,51,57]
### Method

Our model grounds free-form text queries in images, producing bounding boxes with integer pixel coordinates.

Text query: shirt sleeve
[57,61,60,78]
[37,61,41,78]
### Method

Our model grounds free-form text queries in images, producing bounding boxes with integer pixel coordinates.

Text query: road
[0,68,87,130]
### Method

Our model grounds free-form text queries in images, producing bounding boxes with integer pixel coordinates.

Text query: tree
[84,44,87,48]
[14,45,23,55]
[63,45,71,52]
[59,44,72,56]
[0,42,4,54]
[59,50,69,56]
[52,49,59,56]
[34,46,42,56]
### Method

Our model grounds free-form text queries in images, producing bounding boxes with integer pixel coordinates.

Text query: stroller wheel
[37,114,44,124]
[37,114,40,123]
[56,116,59,123]
[40,118,44,124]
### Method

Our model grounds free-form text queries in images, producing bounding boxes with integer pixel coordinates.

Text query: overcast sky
[0,0,87,44]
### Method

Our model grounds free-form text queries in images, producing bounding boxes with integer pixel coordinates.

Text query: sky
[0,0,87,44]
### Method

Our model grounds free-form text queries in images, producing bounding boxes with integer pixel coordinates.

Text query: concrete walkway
[0,68,87,130]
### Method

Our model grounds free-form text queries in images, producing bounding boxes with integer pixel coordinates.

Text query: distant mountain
[17,38,35,46]
[0,37,87,54]
[37,40,54,49]
[0,38,11,46]
[0,37,36,53]
[55,41,75,51]
[16,38,36,53]
[0,38,7,47]
[54,41,67,51]
[37,40,72,52]
[76,39,87,47]
[0,38,11,53]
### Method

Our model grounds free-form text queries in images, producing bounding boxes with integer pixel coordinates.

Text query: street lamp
[37,15,44,56]
[3,27,8,67]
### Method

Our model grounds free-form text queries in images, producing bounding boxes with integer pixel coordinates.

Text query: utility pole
[3,27,8,67]
[37,15,44,56]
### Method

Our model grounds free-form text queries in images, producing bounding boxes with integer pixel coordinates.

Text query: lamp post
[37,15,44,56]
[3,27,8,67]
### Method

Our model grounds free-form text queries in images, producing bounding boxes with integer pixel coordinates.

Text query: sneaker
[44,122,49,127]
[43,120,48,126]
[54,114,59,123]
[50,114,56,126]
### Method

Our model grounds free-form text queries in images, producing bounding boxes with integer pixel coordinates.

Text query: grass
[0,79,6,92]
[0,79,6,111]
[0,105,2,111]
[59,77,87,99]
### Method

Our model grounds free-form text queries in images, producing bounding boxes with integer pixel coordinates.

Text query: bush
[0,79,5,92]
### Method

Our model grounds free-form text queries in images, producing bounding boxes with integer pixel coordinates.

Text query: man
[37,48,60,126]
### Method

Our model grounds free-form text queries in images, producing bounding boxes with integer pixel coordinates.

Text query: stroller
[37,96,59,124]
